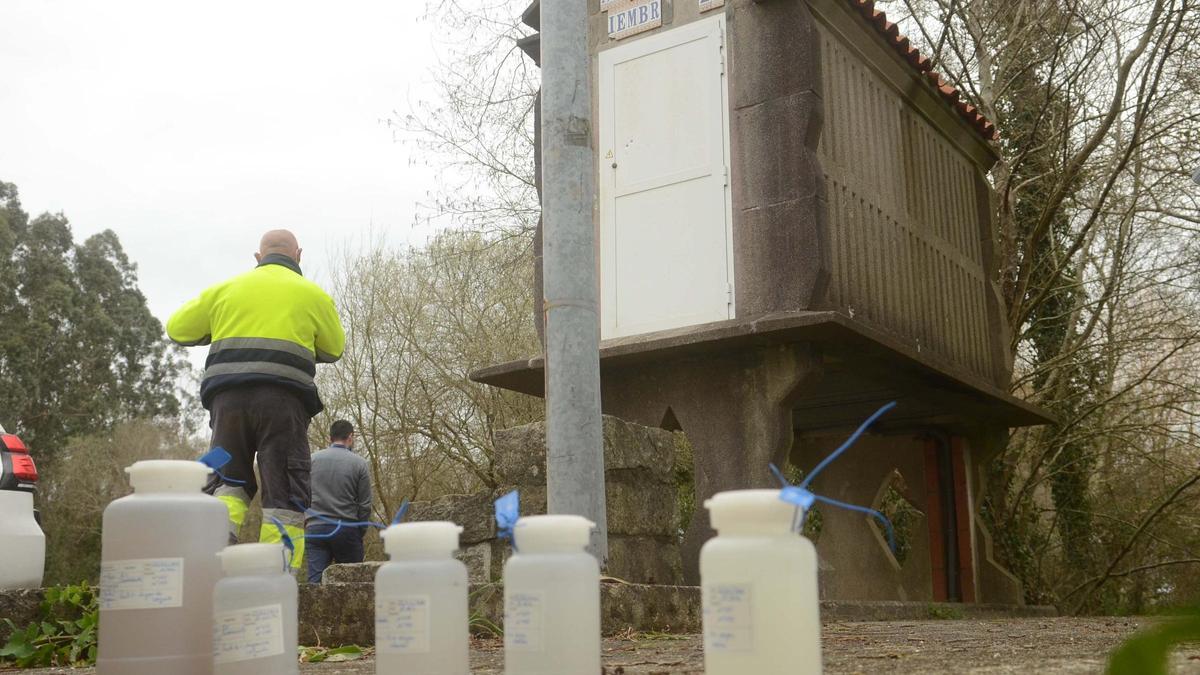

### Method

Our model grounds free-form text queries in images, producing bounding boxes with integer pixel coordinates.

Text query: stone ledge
[299,581,701,646]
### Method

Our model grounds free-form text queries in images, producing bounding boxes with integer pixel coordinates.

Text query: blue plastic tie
[813,494,896,552]
[392,499,410,525]
[289,498,386,540]
[800,401,897,489]
[266,516,295,570]
[197,446,247,486]
[768,400,900,553]
[494,490,519,552]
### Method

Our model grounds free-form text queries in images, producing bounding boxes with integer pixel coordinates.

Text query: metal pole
[540,0,608,562]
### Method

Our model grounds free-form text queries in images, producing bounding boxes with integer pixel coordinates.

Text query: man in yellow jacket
[167,230,345,572]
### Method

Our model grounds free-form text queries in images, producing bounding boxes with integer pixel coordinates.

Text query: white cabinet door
[599,15,733,340]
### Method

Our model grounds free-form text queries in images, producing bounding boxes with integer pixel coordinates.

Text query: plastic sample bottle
[97,459,228,675]
[211,542,298,674]
[212,542,298,674]
[503,514,600,675]
[374,521,469,674]
[700,489,822,674]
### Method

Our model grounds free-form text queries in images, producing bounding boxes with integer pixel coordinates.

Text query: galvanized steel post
[540,2,608,562]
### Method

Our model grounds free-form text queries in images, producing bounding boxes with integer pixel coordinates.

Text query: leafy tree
[0,181,184,454]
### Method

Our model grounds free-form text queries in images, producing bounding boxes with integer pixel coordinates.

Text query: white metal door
[598,15,733,340]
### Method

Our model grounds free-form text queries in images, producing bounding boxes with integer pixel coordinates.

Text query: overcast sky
[0,1,447,364]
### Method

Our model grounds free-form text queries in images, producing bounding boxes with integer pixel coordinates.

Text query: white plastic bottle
[503,514,600,675]
[97,459,228,675]
[211,543,298,674]
[700,489,822,674]
[374,521,469,674]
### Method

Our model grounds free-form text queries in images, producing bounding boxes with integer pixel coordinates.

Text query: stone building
[474,0,1052,604]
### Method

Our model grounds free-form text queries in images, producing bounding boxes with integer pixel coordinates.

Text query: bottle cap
[126,460,212,493]
[218,543,287,576]
[512,514,595,552]
[381,521,462,557]
[704,489,798,531]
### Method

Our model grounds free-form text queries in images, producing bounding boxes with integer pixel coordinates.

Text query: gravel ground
[9,617,1200,674]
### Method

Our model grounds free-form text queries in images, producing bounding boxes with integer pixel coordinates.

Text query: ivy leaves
[0,583,99,668]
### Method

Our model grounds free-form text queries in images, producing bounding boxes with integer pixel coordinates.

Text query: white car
[0,423,45,589]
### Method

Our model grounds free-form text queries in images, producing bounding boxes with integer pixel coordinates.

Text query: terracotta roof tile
[847,0,998,141]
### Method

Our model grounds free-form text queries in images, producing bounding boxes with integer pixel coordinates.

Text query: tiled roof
[847,0,998,141]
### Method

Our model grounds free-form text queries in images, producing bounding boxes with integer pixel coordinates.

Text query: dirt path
[10,617,1200,674]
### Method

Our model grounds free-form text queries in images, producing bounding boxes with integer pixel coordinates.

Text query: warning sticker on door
[504,591,545,652]
[213,603,285,664]
[99,558,184,611]
[703,583,753,652]
[376,595,431,654]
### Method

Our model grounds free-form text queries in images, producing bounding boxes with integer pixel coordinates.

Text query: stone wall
[406,415,684,585]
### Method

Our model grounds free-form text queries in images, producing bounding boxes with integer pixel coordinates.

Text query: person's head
[255,229,302,265]
[330,420,354,447]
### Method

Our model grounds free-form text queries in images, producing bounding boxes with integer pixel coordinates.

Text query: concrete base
[306,563,1054,645]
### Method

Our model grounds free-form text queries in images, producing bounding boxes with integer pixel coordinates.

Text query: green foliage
[672,430,695,543]
[925,604,965,621]
[1107,610,1200,675]
[469,584,503,637]
[877,480,920,566]
[298,644,367,663]
[0,181,185,455]
[0,583,98,668]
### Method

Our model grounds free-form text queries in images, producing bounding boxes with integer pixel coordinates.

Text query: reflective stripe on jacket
[166,255,345,416]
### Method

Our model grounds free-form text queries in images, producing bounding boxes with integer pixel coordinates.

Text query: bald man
[167,230,345,572]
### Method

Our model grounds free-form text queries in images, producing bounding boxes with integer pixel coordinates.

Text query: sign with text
[699,0,725,12]
[608,0,662,40]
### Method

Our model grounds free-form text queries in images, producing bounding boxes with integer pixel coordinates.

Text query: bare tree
[881,0,1200,611]
[315,230,542,519]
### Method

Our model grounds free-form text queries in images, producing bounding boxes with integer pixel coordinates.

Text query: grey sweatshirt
[307,444,373,527]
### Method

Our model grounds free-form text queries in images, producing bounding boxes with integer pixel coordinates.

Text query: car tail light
[11,452,38,482]
[3,433,37,482]
[1,434,27,452]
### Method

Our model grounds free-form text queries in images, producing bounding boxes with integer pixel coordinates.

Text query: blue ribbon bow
[494,490,519,552]
[197,447,247,486]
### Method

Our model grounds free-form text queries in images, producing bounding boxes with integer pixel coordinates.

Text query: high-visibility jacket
[166,255,345,416]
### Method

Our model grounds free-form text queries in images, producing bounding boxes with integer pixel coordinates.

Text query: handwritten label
[504,591,544,652]
[608,0,662,40]
[699,0,725,12]
[376,595,430,654]
[703,583,753,652]
[213,603,285,664]
[99,558,184,610]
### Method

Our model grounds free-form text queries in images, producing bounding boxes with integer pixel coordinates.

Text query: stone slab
[297,581,702,646]
[493,415,678,486]
[405,493,495,545]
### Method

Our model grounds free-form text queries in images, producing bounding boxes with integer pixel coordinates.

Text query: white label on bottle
[99,558,184,610]
[704,583,753,652]
[212,603,285,664]
[376,595,431,654]
[504,591,544,652]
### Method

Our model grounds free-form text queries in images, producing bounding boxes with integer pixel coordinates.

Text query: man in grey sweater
[305,420,373,583]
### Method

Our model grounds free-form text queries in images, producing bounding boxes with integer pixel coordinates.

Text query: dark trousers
[305,524,365,584]
[205,384,311,542]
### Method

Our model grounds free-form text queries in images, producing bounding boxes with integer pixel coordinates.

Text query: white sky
[0,1,446,368]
